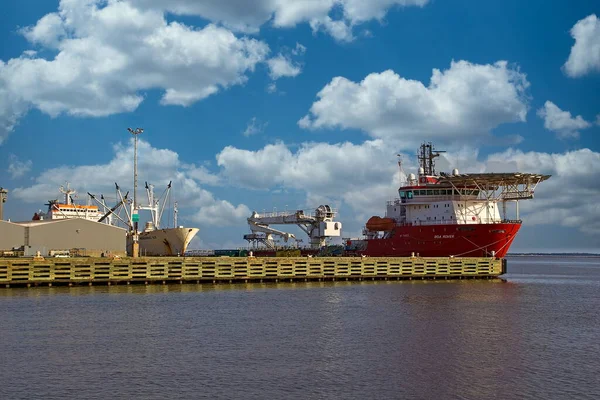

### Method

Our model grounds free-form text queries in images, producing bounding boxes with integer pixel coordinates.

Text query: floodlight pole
[127,127,144,257]
[0,187,7,221]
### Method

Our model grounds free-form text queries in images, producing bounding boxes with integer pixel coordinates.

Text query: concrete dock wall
[0,256,505,287]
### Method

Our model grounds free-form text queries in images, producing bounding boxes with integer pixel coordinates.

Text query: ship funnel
[144,221,155,232]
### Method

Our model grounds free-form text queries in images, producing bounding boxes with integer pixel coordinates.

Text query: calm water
[1,256,599,400]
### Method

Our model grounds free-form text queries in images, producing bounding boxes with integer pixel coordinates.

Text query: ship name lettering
[140,236,157,240]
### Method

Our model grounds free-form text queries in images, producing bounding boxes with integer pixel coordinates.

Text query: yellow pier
[0,256,506,287]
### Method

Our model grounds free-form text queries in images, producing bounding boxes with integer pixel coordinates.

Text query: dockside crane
[245,205,342,249]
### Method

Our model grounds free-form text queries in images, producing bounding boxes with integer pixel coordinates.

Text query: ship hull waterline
[355,222,520,258]
[127,227,199,256]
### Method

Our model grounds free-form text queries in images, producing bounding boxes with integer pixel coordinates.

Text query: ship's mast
[417,142,445,176]
[59,183,76,205]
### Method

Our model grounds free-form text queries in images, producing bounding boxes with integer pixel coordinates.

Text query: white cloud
[0,0,269,143]
[563,14,600,78]
[341,0,429,23]
[0,79,28,144]
[243,117,268,136]
[20,12,67,48]
[292,42,307,55]
[130,0,428,40]
[299,60,529,149]
[309,16,355,42]
[266,82,277,93]
[11,139,247,227]
[536,101,591,139]
[0,0,429,143]
[266,42,306,80]
[267,54,302,79]
[7,155,33,179]
[190,200,250,226]
[183,164,222,186]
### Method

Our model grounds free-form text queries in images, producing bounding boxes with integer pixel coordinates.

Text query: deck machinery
[245,205,342,250]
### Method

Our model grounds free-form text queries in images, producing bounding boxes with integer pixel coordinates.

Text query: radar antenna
[418,142,446,176]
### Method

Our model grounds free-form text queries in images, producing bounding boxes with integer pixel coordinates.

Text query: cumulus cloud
[536,101,591,139]
[19,12,66,48]
[266,42,306,81]
[242,117,268,137]
[266,82,278,93]
[267,54,302,79]
[292,42,307,56]
[563,14,600,77]
[7,155,33,179]
[190,199,250,226]
[0,0,269,143]
[0,80,28,145]
[11,139,247,227]
[0,0,429,143]
[131,0,428,40]
[217,140,397,191]
[299,60,530,149]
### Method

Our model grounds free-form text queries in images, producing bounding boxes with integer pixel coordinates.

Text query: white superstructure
[33,183,105,222]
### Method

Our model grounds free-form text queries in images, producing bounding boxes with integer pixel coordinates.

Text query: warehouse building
[0,218,127,257]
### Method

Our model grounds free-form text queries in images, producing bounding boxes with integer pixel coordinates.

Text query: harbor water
[1,256,599,399]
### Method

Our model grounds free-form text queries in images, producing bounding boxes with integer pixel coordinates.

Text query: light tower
[127,127,143,258]
[0,187,7,221]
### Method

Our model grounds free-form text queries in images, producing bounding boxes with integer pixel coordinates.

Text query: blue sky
[1,0,599,252]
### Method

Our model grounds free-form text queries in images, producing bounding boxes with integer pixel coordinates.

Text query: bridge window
[407,191,413,199]
[399,191,406,198]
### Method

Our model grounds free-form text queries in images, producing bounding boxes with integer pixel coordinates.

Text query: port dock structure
[0,256,505,287]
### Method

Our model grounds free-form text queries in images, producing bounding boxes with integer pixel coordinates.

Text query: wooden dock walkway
[0,256,506,287]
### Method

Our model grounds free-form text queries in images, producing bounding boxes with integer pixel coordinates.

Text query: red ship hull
[360,222,521,258]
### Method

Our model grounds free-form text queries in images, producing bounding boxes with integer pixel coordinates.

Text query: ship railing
[395,218,508,227]
[387,195,485,206]
[259,208,339,219]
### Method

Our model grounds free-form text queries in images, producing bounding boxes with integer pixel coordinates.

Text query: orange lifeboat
[366,216,396,232]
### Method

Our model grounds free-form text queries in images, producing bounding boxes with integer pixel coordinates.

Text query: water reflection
[0,257,598,400]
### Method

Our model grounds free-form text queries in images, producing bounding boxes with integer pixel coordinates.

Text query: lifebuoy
[472,216,477,221]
